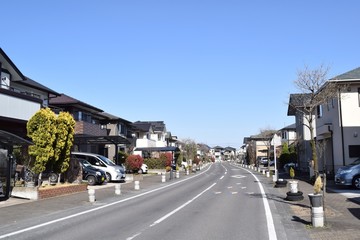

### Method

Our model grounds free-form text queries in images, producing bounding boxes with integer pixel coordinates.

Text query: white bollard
[262,170,265,175]
[134,180,140,190]
[161,174,166,183]
[311,207,324,227]
[266,171,270,178]
[115,184,121,195]
[88,188,95,202]
[176,171,180,179]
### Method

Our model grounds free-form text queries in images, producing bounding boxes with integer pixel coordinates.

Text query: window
[358,88,360,107]
[317,105,323,118]
[282,131,288,140]
[349,145,360,158]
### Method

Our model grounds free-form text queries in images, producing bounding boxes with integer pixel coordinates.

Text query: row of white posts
[239,164,275,181]
[88,171,182,203]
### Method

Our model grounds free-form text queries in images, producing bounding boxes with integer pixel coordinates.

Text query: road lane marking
[220,176,224,180]
[243,168,277,240]
[0,164,214,239]
[149,183,217,227]
[231,175,246,179]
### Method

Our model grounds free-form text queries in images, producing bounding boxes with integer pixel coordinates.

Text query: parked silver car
[335,158,360,189]
[71,152,126,182]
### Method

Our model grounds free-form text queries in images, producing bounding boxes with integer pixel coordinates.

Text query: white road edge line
[150,183,217,227]
[0,165,213,239]
[240,166,277,240]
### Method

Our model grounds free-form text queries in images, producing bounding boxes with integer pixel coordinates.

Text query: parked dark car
[78,159,106,185]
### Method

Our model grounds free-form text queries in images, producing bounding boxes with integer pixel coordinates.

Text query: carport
[0,130,33,201]
[73,134,130,164]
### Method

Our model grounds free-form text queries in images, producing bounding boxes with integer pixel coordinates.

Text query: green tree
[27,108,57,174]
[27,108,75,175]
[52,112,76,173]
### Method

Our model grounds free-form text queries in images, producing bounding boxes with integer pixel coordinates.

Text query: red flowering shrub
[125,155,144,172]
[160,152,173,167]
[193,156,200,165]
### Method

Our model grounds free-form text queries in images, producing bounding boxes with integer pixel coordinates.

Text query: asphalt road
[0,162,282,240]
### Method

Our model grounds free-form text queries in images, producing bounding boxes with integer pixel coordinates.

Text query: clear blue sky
[2,1,360,148]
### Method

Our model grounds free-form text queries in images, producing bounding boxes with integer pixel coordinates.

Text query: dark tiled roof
[287,93,311,116]
[49,93,103,113]
[280,123,296,130]
[132,122,152,132]
[22,76,60,96]
[133,121,165,132]
[98,112,132,124]
[330,67,360,80]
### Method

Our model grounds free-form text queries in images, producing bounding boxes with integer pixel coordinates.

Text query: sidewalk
[257,168,360,240]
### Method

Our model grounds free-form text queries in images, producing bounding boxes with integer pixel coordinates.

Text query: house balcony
[0,89,42,121]
[136,138,156,148]
[75,121,107,136]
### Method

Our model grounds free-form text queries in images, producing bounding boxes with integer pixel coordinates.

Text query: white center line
[150,183,217,227]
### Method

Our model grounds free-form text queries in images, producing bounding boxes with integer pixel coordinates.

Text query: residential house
[279,123,297,147]
[316,67,360,176]
[243,136,271,164]
[0,48,59,139]
[97,112,134,161]
[210,146,223,162]
[132,121,176,158]
[224,147,236,161]
[49,94,129,162]
[287,93,314,173]
[0,48,59,199]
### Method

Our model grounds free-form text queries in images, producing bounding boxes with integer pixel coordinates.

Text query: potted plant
[308,175,323,207]
[288,167,298,193]
[285,167,304,201]
[308,175,324,227]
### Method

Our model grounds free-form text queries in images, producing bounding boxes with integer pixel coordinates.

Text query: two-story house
[49,94,129,163]
[97,112,134,161]
[0,48,59,200]
[316,67,360,176]
[0,48,59,139]
[279,123,297,147]
[224,147,236,161]
[132,121,177,158]
[210,146,223,162]
[287,93,314,173]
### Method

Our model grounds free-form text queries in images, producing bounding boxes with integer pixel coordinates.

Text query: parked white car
[71,152,126,182]
[140,164,148,174]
